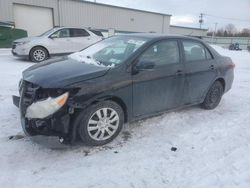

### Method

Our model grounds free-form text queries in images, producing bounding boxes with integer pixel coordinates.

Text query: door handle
[175,70,183,76]
[210,65,215,70]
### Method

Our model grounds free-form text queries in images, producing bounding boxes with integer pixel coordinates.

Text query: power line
[204,13,250,22]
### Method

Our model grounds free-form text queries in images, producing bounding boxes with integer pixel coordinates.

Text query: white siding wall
[170,26,207,37]
[0,0,59,26]
[0,0,210,37]
[58,0,170,33]
[13,4,54,36]
[0,0,171,34]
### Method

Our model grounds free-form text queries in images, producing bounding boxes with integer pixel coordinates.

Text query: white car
[12,27,103,62]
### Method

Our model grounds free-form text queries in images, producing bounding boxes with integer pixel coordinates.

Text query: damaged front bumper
[12,79,83,143]
[12,94,72,141]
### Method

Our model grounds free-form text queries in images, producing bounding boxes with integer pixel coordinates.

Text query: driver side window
[52,29,70,38]
[139,40,180,66]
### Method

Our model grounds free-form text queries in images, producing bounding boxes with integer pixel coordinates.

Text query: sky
[90,0,250,31]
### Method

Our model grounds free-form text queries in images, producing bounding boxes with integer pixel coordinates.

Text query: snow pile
[0,47,250,188]
[209,44,226,51]
[69,52,114,68]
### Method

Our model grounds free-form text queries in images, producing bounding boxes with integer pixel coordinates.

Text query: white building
[0,0,207,37]
[170,25,208,38]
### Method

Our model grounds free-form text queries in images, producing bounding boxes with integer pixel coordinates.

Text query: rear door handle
[175,70,183,76]
[210,65,215,70]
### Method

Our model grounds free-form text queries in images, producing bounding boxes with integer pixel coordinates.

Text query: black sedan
[13,34,234,146]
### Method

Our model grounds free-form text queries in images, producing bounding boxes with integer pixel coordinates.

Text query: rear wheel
[201,81,224,110]
[77,101,124,146]
[30,46,49,62]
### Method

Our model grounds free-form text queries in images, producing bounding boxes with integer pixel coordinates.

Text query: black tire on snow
[30,46,49,62]
[201,81,224,110]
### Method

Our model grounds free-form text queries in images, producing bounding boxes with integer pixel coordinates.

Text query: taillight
[229,63,235,69]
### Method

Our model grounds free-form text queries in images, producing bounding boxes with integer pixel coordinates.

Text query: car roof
[115,33,221,58]
[54,26,90,30]
[116,33,209,47]
[118,33,200,40]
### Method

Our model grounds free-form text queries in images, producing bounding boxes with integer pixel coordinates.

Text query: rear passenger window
[90,30,104,37]
[139,40,180,66]
[70,29,90,37]
[183,41,208,62]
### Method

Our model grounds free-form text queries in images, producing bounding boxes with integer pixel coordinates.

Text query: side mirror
[136,60,155,70]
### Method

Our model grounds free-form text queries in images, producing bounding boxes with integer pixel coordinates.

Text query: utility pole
[199,13,204,29]
[212,23,218,44]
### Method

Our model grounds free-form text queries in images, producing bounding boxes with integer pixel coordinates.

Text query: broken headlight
[25,92,69,119]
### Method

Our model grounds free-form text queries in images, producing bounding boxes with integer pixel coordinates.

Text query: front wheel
[76,101,124,146]
[201,81,224,110]
[30,46,49,62]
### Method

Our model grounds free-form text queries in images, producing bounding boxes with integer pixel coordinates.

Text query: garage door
[13,4,53,37]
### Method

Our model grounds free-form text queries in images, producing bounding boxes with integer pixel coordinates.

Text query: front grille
[20,81,40,115]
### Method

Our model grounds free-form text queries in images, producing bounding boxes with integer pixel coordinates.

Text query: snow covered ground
[0,46,250,188]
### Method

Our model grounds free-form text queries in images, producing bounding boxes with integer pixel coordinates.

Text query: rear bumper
[224,69,234,93]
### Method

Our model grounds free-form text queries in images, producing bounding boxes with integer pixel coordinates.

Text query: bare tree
[208,26,250,37]
[240,28,250,37]
[225,24,237,36]
[216,28,224,36]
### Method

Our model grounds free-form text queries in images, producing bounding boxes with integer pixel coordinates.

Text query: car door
[181,40,217,105]
[132,39,185,117]
[70,29,95,51]
[48,28,74,54]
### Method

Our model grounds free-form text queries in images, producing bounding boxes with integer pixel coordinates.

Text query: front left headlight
[25,92,69,119]
[17,41,30,45]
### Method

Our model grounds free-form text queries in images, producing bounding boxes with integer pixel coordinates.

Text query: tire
[30,46,49,62]
[76,100,124,146]
[201,81,224,110]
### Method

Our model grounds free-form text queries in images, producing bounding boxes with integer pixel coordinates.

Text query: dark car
[229,43,242,51]
[13,34,234,146]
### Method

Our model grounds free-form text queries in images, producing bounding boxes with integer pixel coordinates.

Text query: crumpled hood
[22,57,110,88]
[14,36,39,43]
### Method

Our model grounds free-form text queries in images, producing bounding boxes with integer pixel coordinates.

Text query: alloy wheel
[33,49,46,62]
[87,108,120,141]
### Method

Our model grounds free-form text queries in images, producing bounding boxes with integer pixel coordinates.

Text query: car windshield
[39,28,59,37]
[68,36,148,67]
